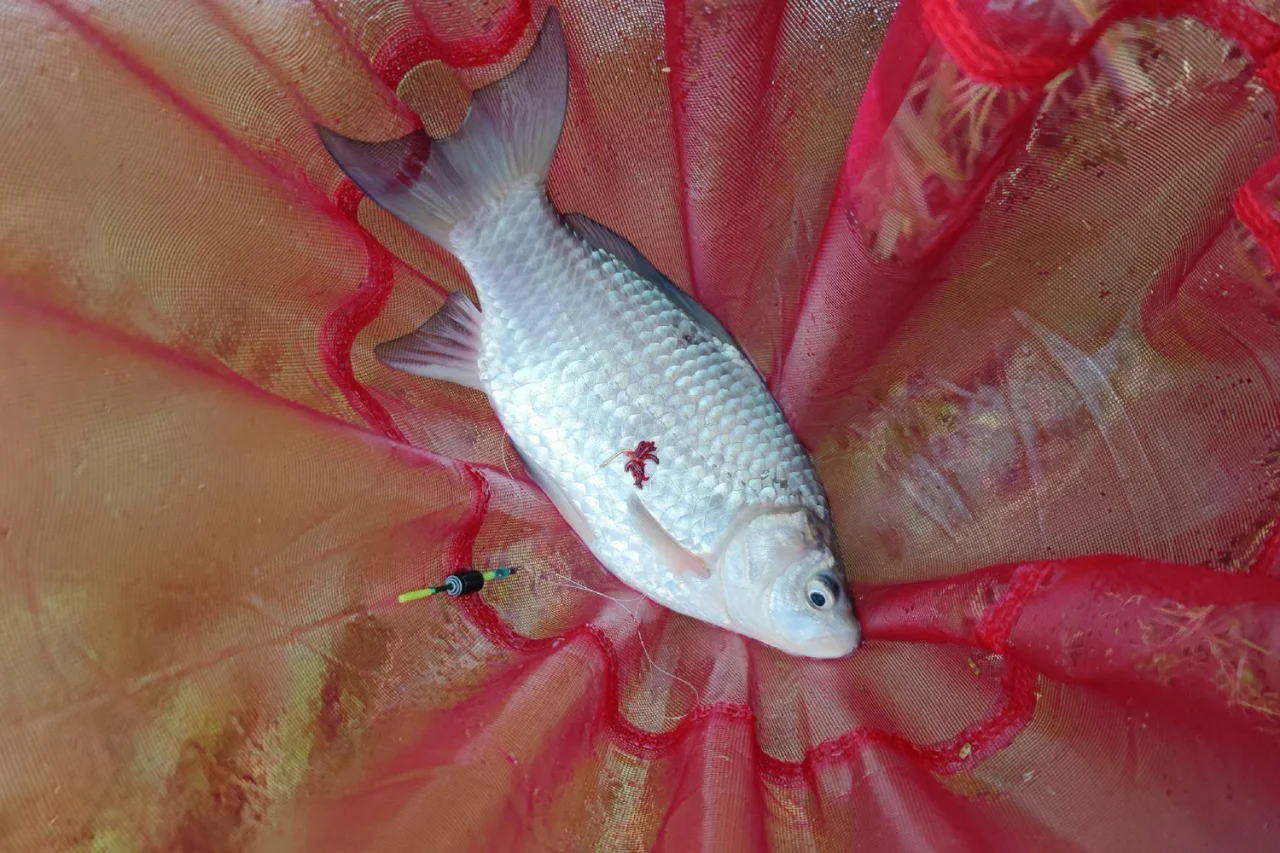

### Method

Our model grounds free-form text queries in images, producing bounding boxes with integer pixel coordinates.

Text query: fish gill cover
[0,0,1278,851]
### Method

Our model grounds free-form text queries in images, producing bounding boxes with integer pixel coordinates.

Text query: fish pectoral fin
[374,292,484,390]
[628,495,711,579]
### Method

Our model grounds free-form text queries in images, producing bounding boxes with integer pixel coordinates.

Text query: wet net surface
[1,0,1279,850]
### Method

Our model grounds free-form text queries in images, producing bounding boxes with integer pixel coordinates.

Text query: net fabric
[1,0,1278,851]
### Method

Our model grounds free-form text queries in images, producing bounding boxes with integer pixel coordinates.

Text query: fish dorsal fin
[562,212,740,352]
[509,443,595,543]
[374,292,484,390]
[627,495,711,579]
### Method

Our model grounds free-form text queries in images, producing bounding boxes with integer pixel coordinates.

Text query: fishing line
[536,568,704,719]
[395,564,703,719]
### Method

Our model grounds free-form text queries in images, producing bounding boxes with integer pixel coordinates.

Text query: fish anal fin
[374,292,484,390]
[628,495,711,579]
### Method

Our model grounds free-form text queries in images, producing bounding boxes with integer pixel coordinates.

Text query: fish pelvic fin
[374,292,484,389]
[315,8,569,249]
[510,442,596,544]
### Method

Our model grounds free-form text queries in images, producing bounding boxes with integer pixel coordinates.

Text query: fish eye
[804,573,840,611]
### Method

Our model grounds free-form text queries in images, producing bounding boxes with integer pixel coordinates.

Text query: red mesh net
[2,0,1279,850]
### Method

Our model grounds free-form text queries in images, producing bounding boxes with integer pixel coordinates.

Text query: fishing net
[2,0,1279,849]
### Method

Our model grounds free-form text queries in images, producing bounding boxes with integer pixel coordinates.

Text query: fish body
[318,9,860,657]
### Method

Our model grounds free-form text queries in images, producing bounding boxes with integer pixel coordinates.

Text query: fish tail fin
[316,8,569,248]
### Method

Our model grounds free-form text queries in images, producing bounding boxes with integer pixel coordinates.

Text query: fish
[317,8,861,658]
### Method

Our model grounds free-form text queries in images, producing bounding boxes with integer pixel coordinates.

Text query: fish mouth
[781,623,862,659]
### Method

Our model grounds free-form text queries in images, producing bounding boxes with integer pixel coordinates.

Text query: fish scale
[452,182,824,619]
[317,8,860,656]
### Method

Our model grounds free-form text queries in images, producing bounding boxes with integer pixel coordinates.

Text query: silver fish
[318,9,860,658]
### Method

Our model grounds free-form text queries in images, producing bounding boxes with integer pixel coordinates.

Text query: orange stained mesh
[1,0,1279,850]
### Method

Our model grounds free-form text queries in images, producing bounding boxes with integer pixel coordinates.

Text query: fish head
[717,507,861,658]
